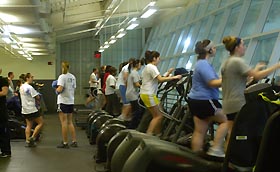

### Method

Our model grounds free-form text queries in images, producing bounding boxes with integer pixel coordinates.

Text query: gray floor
[0,114,101,172]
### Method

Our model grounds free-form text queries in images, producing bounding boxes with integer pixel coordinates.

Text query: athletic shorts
[57,104,74,113]
[188,98,222,119]
[23,111,41,120]
[140,94,160,108]
[119,85,130,105]
[90,87,98,97]
[227,112,238,121]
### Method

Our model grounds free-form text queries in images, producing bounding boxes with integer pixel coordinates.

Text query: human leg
[191,116,210,152]
[31,116,44,139]
[209,109,228,150]
[67,113,77,143]
[146,105,163,135]
[58,112,68,143]
[0,123,11,156]
[25,119,33,142]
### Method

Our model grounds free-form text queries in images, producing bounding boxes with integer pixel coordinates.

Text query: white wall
[0,47,56,79]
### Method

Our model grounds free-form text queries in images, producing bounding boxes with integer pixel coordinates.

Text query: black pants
[128,99,145,129]
[0,122,11,155]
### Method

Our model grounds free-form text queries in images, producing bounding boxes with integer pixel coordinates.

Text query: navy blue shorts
[57,104,74,113]
[24,111,41,120]
[188,98,222,119]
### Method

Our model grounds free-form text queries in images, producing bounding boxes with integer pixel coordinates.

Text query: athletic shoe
[57,142,70,149]
[206,147,225,157]
[70,142,78,148]
[25,142,36,148]
[0,153,11,158]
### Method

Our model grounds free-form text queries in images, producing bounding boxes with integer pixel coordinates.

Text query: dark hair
[8,72,13,77]
[222,36,242,55]
[131,59,142,68]
[108,66,117,76]
[92,68,97,72]
[128,58,136,73]
[195,39,211,60]
[119,62,128,73]
[145,50,160,63]
[105,65,112,73]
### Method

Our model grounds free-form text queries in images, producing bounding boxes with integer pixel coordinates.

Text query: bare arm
[0,86,8,96]
[157,74,182,83]
[208,78,222,88]
[56,85,64,93]
[248,63,280,80]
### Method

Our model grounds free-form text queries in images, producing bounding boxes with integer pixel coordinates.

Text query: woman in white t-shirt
[20,73,43,147]
[140,51,182,135]
[55,61,77,149]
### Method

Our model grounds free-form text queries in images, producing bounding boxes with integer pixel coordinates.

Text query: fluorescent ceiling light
[2,36,13,44]
[116,30,126,38]
[31,52,49,55]
[103,44,110,49]
[140,6,158,18]
[0,13,19,22]
[23,48,48,51]
[26,57,33,61]
[18,50,25,54]
[22,43,45,48]
[8,25,35,34]
[11,44,20,49]
[126,20,140,30]
[109,36,117,44]
[99,49,104,52]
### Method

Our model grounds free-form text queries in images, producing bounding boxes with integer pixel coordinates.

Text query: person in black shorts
[20,73,44,147]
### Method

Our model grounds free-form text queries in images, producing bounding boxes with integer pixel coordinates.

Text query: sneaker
[57,142,70,149]
[29,137,35,146]
[206,147,225,157]
[70,141,78,148]
[0,153,11,158]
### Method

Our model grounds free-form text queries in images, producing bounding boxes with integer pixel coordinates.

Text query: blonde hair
[61,61,69,74]
[222,36,241,55]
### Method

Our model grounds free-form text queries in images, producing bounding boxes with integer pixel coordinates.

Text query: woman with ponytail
[221,36,280,150]
[56,61,78,148]
[140,50,182,135]
[188,40,228,157]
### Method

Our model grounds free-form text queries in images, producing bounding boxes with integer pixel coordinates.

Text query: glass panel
[177,11,188,29]
[182,26,195,53]
[263,1,280,32]
[167,58,176,70]
[159,60,169,73]
[152,26,160,39]
[166,33,176,56]
[208,13,223,41]
[207,0,219,13]
[176,55,190,68]
[250,37,277,67]
[186,55,197,70]
[240,0,264,37]
[161,35,172,57]
[194,2,207,18]
[185,6,195,22]
[196,19,208,43]
[222,5,240,38]
[173,29,186,55]
[211,47,228,73]
[169,16,178,33]
[219,0,229,8]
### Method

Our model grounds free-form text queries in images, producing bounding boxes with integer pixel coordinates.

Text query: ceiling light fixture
[140,5,158,18]
[126,20,140,30]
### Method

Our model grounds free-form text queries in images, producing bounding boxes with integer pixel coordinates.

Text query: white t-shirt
[117,63,129,87]
[20,83,39,114]
[140,64,160,95]
[57,72,76,104]
[89,72,98,88]
[105,75,116,95]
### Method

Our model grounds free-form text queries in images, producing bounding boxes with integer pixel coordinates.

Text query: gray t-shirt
[126,69,141,101]
[221,57,251,114]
